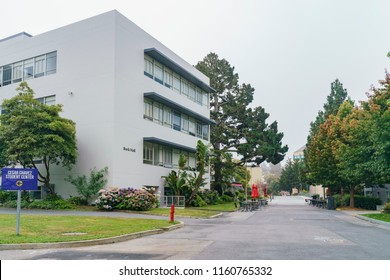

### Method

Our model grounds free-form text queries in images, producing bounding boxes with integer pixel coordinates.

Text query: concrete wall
[0,10,211,198]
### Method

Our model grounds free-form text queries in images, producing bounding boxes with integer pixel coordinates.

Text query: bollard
[170,204,175,222]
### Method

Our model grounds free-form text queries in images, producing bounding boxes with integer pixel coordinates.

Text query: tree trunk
[349,187,355,208]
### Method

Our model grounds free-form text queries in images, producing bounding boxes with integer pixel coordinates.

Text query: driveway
[1,196,389,260]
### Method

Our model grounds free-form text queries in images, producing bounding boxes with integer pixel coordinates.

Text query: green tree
[162,154,188,196]
[0,82,77,195]
[335,71,390,200]
[307,79,351,143]
[186,140,209,206]
[196,53,288,194]
[65,167,108,204]
[305,78,351,196]
[278,159,306,193]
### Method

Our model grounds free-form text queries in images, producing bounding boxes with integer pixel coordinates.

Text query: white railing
[163,196,185,208]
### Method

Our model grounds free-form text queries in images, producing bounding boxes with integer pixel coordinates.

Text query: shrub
[338,195,382,210]
[198,189,221,205]
[0,190,17,203]
[28,197,75,210]
[65,167,108,204]
[220,194,234,202]
[333,194,347,208]
[1,195,75,210]
[67,196,87,206]
[95,187,120,210]
[191,194,207,207]
[2,200,30,209]
[95,187,157,211]
[382,202,390,214]
[116,188,157,211]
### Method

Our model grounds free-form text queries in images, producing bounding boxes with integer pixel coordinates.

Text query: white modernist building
[0,10,213,198]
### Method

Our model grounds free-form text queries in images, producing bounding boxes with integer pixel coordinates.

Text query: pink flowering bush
[95,187,157,211]
[95,187,120,210]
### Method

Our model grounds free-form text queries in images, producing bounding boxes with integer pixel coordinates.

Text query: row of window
[143,141,197,169]
[0,51,57,87]
[0,95,56,115]
[144,55,209,108]
[144,98,209,141]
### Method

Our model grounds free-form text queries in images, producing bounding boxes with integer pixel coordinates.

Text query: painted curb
[0,221,184,251]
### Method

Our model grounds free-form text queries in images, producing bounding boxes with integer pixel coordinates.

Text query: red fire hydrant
[170,204,175,222]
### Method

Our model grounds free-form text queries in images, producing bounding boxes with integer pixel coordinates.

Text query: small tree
[186,140,209,206]
[0,82,77,194]
[65,167,108,204]
[162,154,188,196]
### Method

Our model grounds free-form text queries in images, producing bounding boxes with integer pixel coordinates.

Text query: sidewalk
[338,209,390,228]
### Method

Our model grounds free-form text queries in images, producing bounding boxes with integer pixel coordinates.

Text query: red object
[251,184,259,198]
[170,204,175,222]
[264,186,267,197]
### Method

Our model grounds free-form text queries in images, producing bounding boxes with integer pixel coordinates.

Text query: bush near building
[95,187,157,211]
[334,194,382,210]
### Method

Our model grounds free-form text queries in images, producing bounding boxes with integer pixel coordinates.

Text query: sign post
[1,168,38,235]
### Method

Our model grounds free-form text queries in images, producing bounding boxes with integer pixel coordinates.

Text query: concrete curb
[0,221,184,251]
[355,215,390,228]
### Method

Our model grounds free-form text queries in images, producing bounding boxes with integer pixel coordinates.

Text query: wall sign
[123,147,136,152]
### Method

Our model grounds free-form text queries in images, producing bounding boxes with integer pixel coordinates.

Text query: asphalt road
[1,196,389,260]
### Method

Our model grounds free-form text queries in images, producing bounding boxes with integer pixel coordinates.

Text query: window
[36,95,56,105]
[163,106,172,127]
[34,55,45,77]
[189,153,196,169]
[189,84,196,101]
[173,74,181,93]
[153,103,163,124]
[202,124,209,140]
[2,65,12,86]
[23,59,34,80]
[144,55,153,78]
[189,117,196,136]
[164,69,173,89]
[143,55,210,108]
[0,51,57,87]
[196,87,203,105]
[173,111,181,131]
[154,145,162,166]
[143,142,154,164]
[196,122,203,138]
[143,98,209,140]
[172,149,181,168]
[144,99,153,120]
[46,52,57,75]
[181,80,189,96]
[181,114,189,133]
[163,147,173,167]
[202,91,209,107]
[154,61,163,84]
[12,62,23,83]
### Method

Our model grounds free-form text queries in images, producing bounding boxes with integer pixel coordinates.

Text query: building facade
[0,10,213,198]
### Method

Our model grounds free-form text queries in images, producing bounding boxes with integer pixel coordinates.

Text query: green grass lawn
[362,213,390,223]
[0,214,176,244]
[140,202,237,217]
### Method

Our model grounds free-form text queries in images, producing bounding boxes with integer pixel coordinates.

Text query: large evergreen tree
[307,79,351,143]
[196,53,288,194]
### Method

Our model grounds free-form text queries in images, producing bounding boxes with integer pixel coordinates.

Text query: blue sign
[1,168,38,191]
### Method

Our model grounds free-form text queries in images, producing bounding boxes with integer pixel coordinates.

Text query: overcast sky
[2,0,389,162]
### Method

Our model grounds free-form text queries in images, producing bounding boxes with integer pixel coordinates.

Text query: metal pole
[16,189,21,235]
[245,161,248,202]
